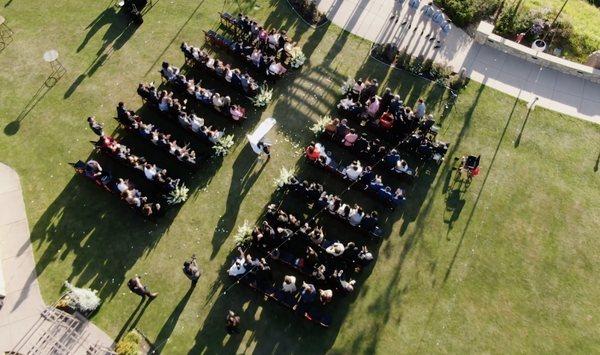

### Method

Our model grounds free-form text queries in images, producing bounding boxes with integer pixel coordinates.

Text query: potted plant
[58,281,102,317]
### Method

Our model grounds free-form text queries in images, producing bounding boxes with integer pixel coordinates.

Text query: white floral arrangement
[212,134,235,156]
[309,115,332,135]
[233,220,254,247]
[63,281,101,313]
[341,77,356,95]
[273,166,295,187]
[251,84,273,107]
[166,183,189,205]
[290,47,307,68]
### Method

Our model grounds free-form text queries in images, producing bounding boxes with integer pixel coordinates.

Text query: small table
[43,49,65,86]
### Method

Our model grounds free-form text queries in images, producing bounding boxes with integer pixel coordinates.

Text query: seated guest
[267,59,287,76]
[361,79,379,103]
[248,48,263,68]
[319,289,333,305]
[326,242,345,257]
[230,105,245,121]
[85,160,103,178]
[324,118,339,136]
[360,211,379,232]
[116,178,131,193]
[366,96,380,118]
[308,227,324,245]
[143,163,158,180]
[293,282,317,310]
[282,275,297,293]
[344,161,363,181]
[385,149,401,167]
[343,129,358,147]
[311,265,326,282]
[333,270,356,294]
[335,119,350,138]
[379,111,395,129]
[117,102,134,123]
[380,87,393,111]
[351,79,365,98]
[349,206,364,226]
[212,93,225,111]
[354,133,369,153]
[161,61,179,81]
[228,247,250,277]
[305,144,321,161]
[394,160,411,174]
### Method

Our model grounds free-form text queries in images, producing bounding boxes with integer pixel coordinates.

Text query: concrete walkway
[0,163,114,354]
[316,0,600,124]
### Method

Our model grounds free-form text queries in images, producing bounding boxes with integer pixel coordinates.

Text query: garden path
[316,0,600,124]
[0,163,114,354]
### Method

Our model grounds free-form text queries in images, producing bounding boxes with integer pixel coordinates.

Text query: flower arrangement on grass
[290,47,307,68]
[251,84,273,107]
[273,166,295,187]
[60,281,101,313]
[309,115,332,135]
[212,134,235,156]
[233,220,253,247]
[166,183,189,205]
[340,77,356,95]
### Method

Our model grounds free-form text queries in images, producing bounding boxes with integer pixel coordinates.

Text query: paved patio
[316,0,600,124]
[0,163,114,354]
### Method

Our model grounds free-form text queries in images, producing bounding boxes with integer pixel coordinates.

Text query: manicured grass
[0,0,599,354]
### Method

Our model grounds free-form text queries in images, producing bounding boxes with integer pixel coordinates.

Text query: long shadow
[115,297,147,342]
[210,145,267,259]
[595,150,600,172]
[142,0,206,77]
[514,106,533,147]
[442,95,521,283]
[152,285,195,353]
[4,72,64,136]
[65,10,139,98]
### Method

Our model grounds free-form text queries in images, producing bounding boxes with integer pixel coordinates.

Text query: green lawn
[0,0,599,354]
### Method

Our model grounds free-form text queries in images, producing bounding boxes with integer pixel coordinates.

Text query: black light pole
[542,0,569,42]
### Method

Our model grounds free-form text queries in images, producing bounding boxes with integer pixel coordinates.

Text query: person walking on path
[127,274,159,300]
[226,310,241,334]
[183,254,201,286]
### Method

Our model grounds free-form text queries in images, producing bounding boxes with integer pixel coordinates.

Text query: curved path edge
[315,0,600,124]
[0,162,114,353]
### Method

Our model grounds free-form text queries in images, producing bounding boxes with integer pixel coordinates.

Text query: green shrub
[115,331,142,355]
[433,0,502,27]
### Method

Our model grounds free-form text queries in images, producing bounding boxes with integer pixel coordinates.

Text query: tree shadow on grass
[65,9,139,99]
[210,145,268,259]
[152,284,195,353]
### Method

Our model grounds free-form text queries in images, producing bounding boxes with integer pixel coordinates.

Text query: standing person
[183,255,201,286]
[127,274,158,300]
[256,140,271,160]
[87,116,104,136]
[415,98,427,119]
[226,310,241,334]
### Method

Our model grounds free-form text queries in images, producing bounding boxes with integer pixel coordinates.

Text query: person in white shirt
[326,242,345,257]
[349,206,364,226]
[282,275,297,293]
[117,178,130,193]
[344,161,363,181]
[395,160,410,173]
[144,163,157,180]
[190,114,204,132]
